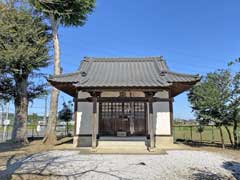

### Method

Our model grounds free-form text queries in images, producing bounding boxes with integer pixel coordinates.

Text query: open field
[173,125,240,145]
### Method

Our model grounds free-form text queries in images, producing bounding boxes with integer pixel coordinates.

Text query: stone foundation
[73,135,174,148]
[73,135,92,147]
[155,136,174,148]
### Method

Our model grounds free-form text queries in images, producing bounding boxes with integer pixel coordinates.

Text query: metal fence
[1,124,240,147]
[173,125,240,146]
[0,124,74,143]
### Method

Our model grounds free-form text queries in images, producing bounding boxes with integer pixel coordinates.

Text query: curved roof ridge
[83,56,166,62]
[167,71,200,78]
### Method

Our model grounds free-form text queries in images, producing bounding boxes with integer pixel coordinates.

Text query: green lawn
[173,125,240,144]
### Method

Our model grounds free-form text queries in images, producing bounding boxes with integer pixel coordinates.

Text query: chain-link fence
[173,125,240,146]
[0,124,74,143]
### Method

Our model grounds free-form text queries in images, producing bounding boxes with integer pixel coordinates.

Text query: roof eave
[169,79,200,97]
[48,80,77,97]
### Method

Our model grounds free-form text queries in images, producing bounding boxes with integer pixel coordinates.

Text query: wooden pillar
[92,96,97,149]
[73,95,78,136]
[73,90,79,147]
[148,100,154,149]
[168,91,174,136]
[145,91,155,150]
[169,98,173,136]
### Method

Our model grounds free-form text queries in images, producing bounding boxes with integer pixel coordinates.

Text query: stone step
[97,138,148,150]
[99,136,147,141]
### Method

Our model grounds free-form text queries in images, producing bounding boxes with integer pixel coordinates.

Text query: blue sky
[25,0,240,119]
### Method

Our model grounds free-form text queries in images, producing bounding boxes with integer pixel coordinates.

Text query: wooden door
[133,102,146,135]
[99,101,146,136]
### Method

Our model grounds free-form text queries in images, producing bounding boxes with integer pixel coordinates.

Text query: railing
[173,125,240,147]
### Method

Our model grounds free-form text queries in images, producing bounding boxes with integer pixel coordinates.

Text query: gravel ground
[0,150,240,180]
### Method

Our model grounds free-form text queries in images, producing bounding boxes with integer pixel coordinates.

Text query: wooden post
[73,92,79,147]
[149,101,154,149]
[92,96,97,149]
[145,92,155,150]
[73,97,77,136]
[169,97,174,136]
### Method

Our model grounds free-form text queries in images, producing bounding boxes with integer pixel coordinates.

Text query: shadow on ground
[190,161,240,180]
[191,168,231,180]
[176,139,239,149]
[0,152,129,180]
[1,147,240,180]
[0,141,27,154]
[223,161,240,180]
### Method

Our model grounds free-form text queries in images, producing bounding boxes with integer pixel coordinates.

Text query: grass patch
[174,125,240,145]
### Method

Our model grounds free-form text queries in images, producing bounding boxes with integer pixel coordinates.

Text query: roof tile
[48,57,200,88]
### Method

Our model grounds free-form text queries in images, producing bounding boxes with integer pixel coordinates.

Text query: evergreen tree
[29,0,96,144]
[188,70,231,148]
[228,60,240,148]
[0,3,50,143]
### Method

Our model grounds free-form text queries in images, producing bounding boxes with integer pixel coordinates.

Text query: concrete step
[97,137,148,150]
[99,136,147,141]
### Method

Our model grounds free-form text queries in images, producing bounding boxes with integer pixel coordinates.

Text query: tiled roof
[48,57,200,88]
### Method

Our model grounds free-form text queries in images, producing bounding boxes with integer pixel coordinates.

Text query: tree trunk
[233,120,238,148]
[219,126,225,149]
[224,126,233,147]
[42,16,61,145]
[12,77,29,143]
[66,121,69,136]
[200,132,202,144]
